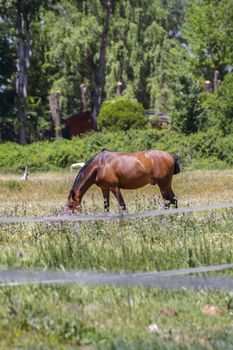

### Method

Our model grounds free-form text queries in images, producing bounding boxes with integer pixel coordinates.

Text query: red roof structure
[64,111,93,138]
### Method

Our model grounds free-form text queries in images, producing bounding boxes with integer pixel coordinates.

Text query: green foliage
[41,0,101,115]
[105,0,185,110]
[204,73,233,136]
[0,129,232,172]
[184,0,233,79]
[171,75,205,134]
[1,0,233,143]
[98,98,147,131]
[0,0,60,143]
[0,5,17,142]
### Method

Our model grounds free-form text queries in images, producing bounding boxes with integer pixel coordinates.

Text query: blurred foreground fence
[0,202,233,290]
[0,264,233,290]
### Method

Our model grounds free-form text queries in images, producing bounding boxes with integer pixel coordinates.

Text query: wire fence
[1,201,233,290]
[0,264,233,289]
[0,201,233,224]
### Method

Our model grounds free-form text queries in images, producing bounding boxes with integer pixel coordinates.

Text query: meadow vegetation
[0,170,233,349]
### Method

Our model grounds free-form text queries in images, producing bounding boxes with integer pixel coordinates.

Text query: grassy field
[0,170,233,349]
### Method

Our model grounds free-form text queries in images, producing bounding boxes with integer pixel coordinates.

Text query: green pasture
[0,170,233,349]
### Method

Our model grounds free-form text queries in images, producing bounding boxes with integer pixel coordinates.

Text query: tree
[204,72,233,136]
[0,6,16,142]
[0,0,57,144]
[160,0,187,38]
[183,0,233,81]
[92,0,114,130]
[171,74,205,134]
[104,0,187,113]
[40,0,101,117]
[48,91,62,139]
[15,0,31,144]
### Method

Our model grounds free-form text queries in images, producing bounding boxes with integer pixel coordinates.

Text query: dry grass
[0,169,233,216]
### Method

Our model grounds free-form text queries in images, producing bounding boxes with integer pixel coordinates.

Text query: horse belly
[118,173,151,189]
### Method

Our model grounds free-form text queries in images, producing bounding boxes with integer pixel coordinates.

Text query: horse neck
[74,163,97,200]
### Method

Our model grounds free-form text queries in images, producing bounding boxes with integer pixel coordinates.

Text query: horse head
[67,189,81,212]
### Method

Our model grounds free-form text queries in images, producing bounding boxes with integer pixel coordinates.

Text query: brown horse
[67,149,180,212]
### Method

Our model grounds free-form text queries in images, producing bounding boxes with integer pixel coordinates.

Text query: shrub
[0,129,232,172]
[98,97,148,131]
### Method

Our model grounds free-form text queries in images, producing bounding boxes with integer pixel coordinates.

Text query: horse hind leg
[167,186,178,208]
[158,182,178,208]
[169,195,178,208]
[172,195,178,208]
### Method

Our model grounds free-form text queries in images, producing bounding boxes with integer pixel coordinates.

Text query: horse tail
[172,154,180,175]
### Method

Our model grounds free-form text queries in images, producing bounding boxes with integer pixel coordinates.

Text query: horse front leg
[101,189,110,212]
[111,188,127,211]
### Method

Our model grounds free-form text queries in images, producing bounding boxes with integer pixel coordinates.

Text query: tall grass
[0,170,233,349]
[1,209,233,272]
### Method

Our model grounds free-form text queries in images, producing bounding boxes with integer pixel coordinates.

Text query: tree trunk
[80,83,89,112]
[92,0,114,130]
[48,92,62,139]
[213,70,220,92]
[16,0,29,145]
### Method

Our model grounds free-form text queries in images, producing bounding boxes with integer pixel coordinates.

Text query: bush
[0,129,232,172]
[98,97,148,131]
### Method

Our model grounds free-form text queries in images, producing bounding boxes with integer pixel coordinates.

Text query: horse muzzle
[66,201,81,213]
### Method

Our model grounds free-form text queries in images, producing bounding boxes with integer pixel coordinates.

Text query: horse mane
[70,149,114,195]
[72,156,95,188]
[71,150,108,190]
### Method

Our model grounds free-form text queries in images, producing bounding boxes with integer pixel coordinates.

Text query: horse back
[96,150,153,188]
